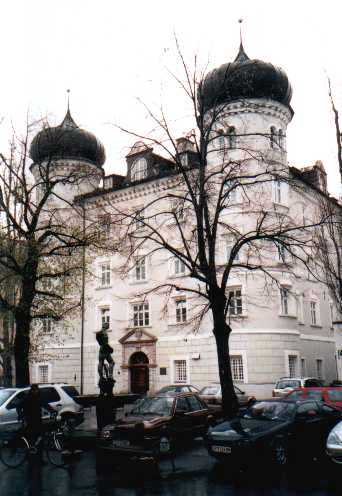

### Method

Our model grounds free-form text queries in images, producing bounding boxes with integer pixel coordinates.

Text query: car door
[292,401,326,457]
[172,396,192,437]
[186,395,208,434]
[1,390,28,429]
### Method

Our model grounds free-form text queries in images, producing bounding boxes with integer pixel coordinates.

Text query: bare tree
[0,118,101,386]
[99,45,327,417]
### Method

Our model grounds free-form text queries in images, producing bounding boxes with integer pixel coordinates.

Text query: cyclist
[17,384,56,450]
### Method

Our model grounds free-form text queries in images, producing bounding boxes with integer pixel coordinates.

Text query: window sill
[128,279,148,285]
[228,313,248,319]
[168,322,188,327]
[279,314,297,319]
[310,324,322,329]
[169,273,187,279]
[96,285,112,290]
[126,325,152,330]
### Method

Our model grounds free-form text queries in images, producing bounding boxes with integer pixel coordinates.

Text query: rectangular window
[280,288,289,315]
[310,301,317,325]
[100,262,111,287]
[217,135,226,155]
[101,308,110,329]
[226,237,239,263]
[288,355,298,378]
[224,180,238,203]
[135,257,146,281]
[274,180,282,204]
[316,359,323,379]
[132,302,149,327]
[301,358,306,377]
[42,318,53,334]
[171,200,185,222]
[228,288,242,316]
[174,258,186,275]
[134,211,144,230]
[230,355,244,381]
[98,214,111,237]
[38,365,49,384]
[176,299,187,323]
[174,359,187,383]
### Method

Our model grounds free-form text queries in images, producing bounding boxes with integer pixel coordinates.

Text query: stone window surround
[35,362,52,384]
[230,350,248,384]
[284,350,300,378]
[97,259,111,289]
[170,355,190,384]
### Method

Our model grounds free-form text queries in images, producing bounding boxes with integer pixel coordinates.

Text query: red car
[285,387,342,410]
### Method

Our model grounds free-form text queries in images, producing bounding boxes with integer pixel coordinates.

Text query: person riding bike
[17,384,56,450]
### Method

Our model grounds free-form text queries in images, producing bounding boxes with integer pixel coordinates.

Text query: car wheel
[272,439,288,466]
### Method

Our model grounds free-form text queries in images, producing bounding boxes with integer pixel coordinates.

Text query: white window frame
[99,261,111,288]
[35,362,52,384]
[297,293,305,324]
[131,157,147,182]
[229,350,248,383]
[99,306,111,331]
[284,350,300,378]
[309,298,321,326]
[225,235,239,264]
[180,153,188,167]
[170,356,190,384]
[223,179,238,204]
[227,286,243,317]
[173,257,186,276]
[227,127,237,150]
[175,298,187,324]
[272,179,289,206]
[280,287,289,315]
[131,301,150,328]
[98,214,111,238]
[134,256,147,282]
[134,209,145,230]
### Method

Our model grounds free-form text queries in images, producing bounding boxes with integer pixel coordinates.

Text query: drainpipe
[80,201,86,394]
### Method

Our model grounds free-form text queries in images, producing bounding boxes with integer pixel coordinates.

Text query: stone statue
[95,322,115,395]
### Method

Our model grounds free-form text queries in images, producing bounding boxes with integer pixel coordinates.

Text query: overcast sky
[1,0,342,195]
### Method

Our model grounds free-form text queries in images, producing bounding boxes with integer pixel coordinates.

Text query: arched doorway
[129,352,149,394]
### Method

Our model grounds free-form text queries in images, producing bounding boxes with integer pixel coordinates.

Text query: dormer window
[270,126,276,149]
[131,157,147,182]
[228,127,236,149]
[180,154,188,167]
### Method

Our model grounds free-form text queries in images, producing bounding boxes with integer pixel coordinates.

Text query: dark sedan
[99,392,214,459]
[205,399,342,469]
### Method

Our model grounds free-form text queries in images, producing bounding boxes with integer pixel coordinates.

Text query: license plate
[212,445,231,454]
[112,439,130,448]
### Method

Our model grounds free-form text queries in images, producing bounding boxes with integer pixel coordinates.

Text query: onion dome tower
[30,105,105,205]
[198,32,293,163]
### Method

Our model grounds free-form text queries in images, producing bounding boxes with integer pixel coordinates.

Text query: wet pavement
[0,408,340,495]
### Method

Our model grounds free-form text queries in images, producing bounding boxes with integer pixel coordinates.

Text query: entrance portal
[129,352,149,394]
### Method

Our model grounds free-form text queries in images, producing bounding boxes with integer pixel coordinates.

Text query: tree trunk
[211,293,239,419]
[14,315,31,386]
[2,354,13,387]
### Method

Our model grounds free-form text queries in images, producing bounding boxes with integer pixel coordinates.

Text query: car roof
[289,387,339,391]
[153,391,199,398]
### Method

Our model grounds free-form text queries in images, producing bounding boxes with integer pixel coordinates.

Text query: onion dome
[199,43,292,113]
[30,109,105,167]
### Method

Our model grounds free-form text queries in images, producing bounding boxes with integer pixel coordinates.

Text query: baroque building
[26,43,341,397]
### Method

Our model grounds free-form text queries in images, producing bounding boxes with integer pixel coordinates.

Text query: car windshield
[243,401,295,421]
[158,386,180,393]
[275,380,301,389]
[0,389,15,407]
[131,397,174,416]
[328,390,342,401]
[200,386,220,395]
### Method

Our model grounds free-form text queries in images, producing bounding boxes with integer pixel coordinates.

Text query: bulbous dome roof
[199,44,292,113]
[30,110,105,167]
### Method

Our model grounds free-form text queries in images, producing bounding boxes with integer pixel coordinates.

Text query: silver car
[272,377,324,398]
[0,384,83,432]
[327,420,342,464]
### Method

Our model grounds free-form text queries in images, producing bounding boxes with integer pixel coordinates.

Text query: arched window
[270,126,276,149]
[131,157,147,182]
[228,127,237,149]
[278,129,284,149]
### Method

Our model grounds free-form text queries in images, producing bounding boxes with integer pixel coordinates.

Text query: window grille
[132,302,149,327]
[228,289,242,315]
[42,318,53,334]
[174,360,187,383]
[176,299,187,323]
[288,355,298,378]
[230,355,244,381]
[38,365,49,384]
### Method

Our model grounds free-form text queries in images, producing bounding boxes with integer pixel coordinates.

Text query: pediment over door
[119,328,157,345]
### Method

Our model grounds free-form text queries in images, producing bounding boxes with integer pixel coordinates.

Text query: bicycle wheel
[45,431,67,467]
[0,436,29,468]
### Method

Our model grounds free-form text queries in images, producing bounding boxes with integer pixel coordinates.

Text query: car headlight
[327,431,342,446]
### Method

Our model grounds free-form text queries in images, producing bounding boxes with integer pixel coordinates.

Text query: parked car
[272,377,324,397]
[0,384,84,432]
[285,388,342,410]
[326,420,342,464]
[199,383,256,407]
[98,392,214,459]
[156,385,199,394]
[205,399,342,469]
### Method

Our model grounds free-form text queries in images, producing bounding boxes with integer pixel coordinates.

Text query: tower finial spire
[61,89,77,129]
[67,89,71,113]
[234,18,249,63]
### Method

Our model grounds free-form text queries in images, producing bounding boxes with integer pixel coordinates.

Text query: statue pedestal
[96,378,116,432]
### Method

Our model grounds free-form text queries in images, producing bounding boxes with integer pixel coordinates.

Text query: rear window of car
[0,390,16,407]
[275,380,301,389]
[61,386,79,398]
[200,386,220,395]
[327,390,342,401]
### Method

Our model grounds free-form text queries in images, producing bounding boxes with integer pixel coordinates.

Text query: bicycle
[0,412,67,468]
